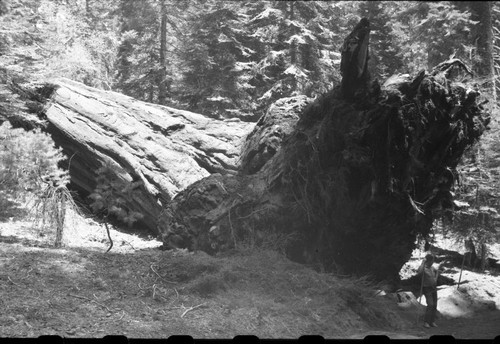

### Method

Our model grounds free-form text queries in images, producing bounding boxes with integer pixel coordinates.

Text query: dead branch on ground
[181,303,207,318]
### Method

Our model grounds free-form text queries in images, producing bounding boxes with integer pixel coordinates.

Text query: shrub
[0,122,76,246]
[31,184,78,247]
[88,161,144,252]
[88,161,144,226]
[0,122,69,212]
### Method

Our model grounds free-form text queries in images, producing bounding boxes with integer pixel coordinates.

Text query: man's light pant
[423,286,437,324]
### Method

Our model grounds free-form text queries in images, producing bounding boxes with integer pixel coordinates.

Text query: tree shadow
[0,198,29,221]
[0,234,55,248]
[0,234,21,244]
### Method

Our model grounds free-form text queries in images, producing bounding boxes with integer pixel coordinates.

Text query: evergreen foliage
[30,182,77,247]
[246,2,343,118]
[389,2,476,74]
[116,0,161,100]
[115,0,188,105]
[88,162,144,227]
[0,122,69,202]
[177,1,250,119]
[88,162,144,252]
[1,1,498,120]
[0,121,73,246]
[357,1,403,78]
[446,136,500,249]
[0,0,119,88]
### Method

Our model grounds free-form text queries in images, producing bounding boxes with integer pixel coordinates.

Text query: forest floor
[0,209,499,339]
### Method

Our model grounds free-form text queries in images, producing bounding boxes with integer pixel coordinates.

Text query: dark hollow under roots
[158,63,489,284]
[274,67,488,281]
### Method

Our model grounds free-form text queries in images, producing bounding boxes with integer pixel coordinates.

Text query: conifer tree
[391,2,475,74]
[88,162,144,252]
[177,1,252,119]
[358,1,403,78]
[116,0,187,104]
[247,2,342,117]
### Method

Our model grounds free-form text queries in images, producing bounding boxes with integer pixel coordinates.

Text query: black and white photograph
[0,0,499,339]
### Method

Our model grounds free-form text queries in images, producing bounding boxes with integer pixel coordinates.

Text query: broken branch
[150,264,176,284]
[7,276,22,287]
[181,303,207,318]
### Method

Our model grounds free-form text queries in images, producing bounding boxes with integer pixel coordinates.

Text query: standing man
[417,253,441,328]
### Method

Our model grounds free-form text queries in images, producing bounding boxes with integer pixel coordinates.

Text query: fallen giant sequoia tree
[7,79,252,232]
[158,18,490,282]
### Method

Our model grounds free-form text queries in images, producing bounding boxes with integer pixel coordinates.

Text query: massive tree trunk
[158,19,490,283]
[14,78,253,233]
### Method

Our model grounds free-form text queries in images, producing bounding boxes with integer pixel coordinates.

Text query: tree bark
[18,78,253,234]
[469,1,497,103]
[289,2,297,66]
[158,0,168,105]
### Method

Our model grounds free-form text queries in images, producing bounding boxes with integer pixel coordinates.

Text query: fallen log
[158,19,490,282]
[13,78,253,232]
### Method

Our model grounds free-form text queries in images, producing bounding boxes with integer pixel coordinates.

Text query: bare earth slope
[0,216,499,339]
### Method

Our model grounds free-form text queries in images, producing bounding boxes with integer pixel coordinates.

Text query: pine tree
[468,1,497,104]
[88,162,144,252]
[494,3,500,103]
[247,2,342,117]
[0,122,75,249]
[115,0,187,104]
[358,1,403,79]
[116,0,160,101]
[177,1,253,119]
[0,122,69,202]
[391,2,475,74]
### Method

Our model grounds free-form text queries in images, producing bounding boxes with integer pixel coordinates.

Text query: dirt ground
[0,213,499,339]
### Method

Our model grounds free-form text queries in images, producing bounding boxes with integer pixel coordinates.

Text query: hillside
[0,212,499,339]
